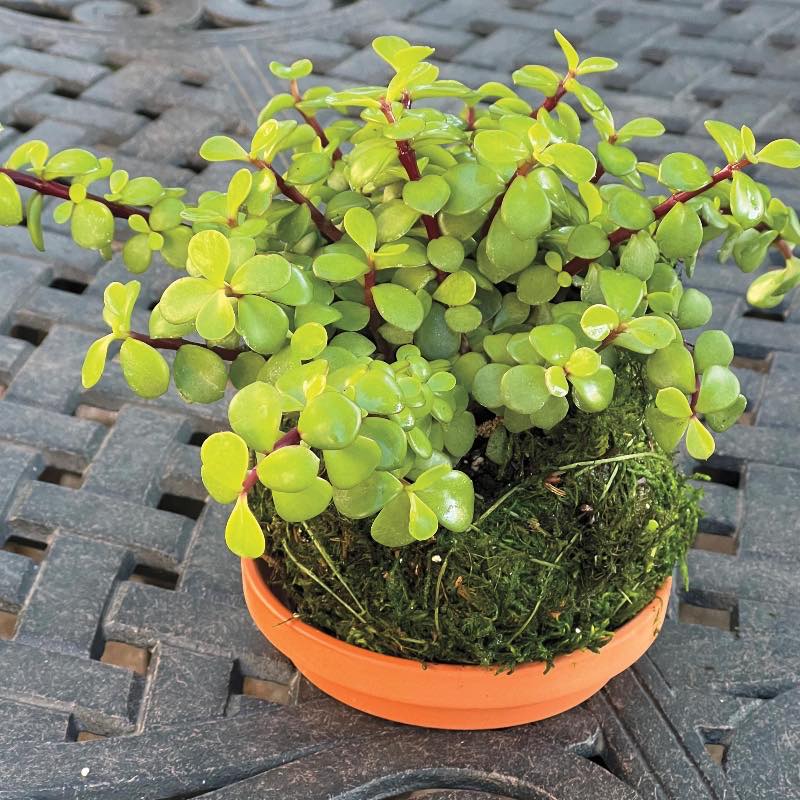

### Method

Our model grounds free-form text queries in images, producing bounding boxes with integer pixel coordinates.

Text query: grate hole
[73,404,118,426]
[129,563,179,590]
[704,742,727,765]
[100,641,151,675]
[187,431,209,446]
[2,535,48,563]
[693,458,742,489]
[693,532,738,555]
[157,493,205,520]
[180,75,207,88]
[51,85,82,100]
[0,610,18,639]
[679,597,738,632]
[743,307,787,322]
[585,752,614,774]
[49,277,88,295]
[9,324,47,346]
[241,676,292,705]
[699,726,732,766]
[731,352,772,373]
[176,160,205,176]
[136,107,161,121]
[76,730,108,742]
[37,465,84,489]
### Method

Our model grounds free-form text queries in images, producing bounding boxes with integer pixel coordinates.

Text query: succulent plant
[2,32,799,558]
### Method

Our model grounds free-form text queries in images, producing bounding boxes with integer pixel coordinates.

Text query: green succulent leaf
[546,143,597,183]
[500,364,549,414]
[313,252,369,282]
[568,224,609,259]
[529,324,576,365]
[273,477,333,522]
[442,163,504,215]
[225,495,266,558]
[655,202,703,259]
[119,338,170,398]
[81,333,115,389]
[0,173,23,226]
[685,416,715,460]
[646,341,696,393]
[403,174,451,216]
[201,431,249,504]
[695,364,740,414]
[71,200,114,250]
[755,138,800,169]
[704,121,743,164]
[580,303,620,341]
[570,364,615,412]
[705,394,747,433]
[173,344,228,404]
[500,173,551,240]
[372,283,425,331]
[646,406,689,453]
[413,468,474,533]
[298,392,362,449]
[599,270,644,319]
[237,295,289,354]
[324,436,382,489]
[335,471,404,520]
[188,229,230,287]
[344,206,377,255]
[229,254,292,294]
[359,417,408,470]
[370,491,415,547]
[655,386,692,418]
[228,381,282,452]
[693,330,734,372]
[196,291,236,341]
[257,445,320,493]
[658,153,711,191]
[200,136,249,162]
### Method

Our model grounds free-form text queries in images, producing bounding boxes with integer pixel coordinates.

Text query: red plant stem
[777,238,794,260]
[591,163,605,184]
[689,373,701,415]
[362,264,393,361]
[531,72,574,117]
[564,158,751,276]
[289,79,342,161]
[379,98,445,282]
[241,427,302,494]
[1,167,149,221]
[465,105,476,131]
[251,158,341,243]
[129,331,244,361]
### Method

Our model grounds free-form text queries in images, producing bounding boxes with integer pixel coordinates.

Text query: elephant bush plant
[2,32,799,561]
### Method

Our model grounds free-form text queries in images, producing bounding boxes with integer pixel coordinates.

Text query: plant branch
[379,98,445,282]
[129,331,244,361]
[1,167,149,221]
[531,72,574,117]
[564,158,751,276]
[251,158,341,243]
[362,263,393,361]
[289,79,342,161]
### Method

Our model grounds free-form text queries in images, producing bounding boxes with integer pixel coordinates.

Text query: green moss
[254,359,700,669]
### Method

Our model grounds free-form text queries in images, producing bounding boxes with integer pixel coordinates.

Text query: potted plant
[1,32,798,730]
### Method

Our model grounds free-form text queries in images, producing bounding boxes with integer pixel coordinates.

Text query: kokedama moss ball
[255,359,700,668]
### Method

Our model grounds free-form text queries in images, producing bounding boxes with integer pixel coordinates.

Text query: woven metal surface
[0,1,799,797]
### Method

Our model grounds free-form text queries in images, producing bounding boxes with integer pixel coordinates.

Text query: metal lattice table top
[0,1,799,797]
